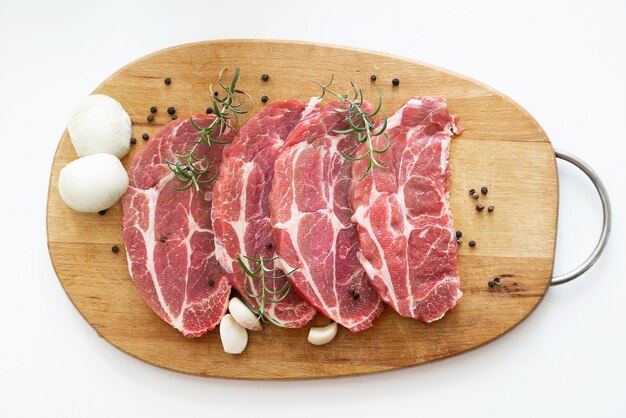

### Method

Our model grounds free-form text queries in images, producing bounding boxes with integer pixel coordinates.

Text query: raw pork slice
[212,100,316,328]
[270,100,384,332]
[350,97,462,323]
[122,115,234,337]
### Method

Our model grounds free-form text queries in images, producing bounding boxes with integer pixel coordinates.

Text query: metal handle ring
[551,149,612,286]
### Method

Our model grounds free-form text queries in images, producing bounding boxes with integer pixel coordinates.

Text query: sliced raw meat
[212,100,316,328]
[122,115,234,338]
[350,97,462,323]
[270,100,384,332]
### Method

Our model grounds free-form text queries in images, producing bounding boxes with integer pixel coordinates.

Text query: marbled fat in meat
[122,115,233,337]
[350,97,462,323]
[212,100,316,328]
[269,100,384,332]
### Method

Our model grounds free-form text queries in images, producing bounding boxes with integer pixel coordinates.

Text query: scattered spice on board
[130,137,137,145]
[488,205,494,212]
[261,95,269,103]
[150,106,157,113]
[481,186,488,195]
[370,74,377,81]
[469,240,476,248]
[392,78,400,86]
[488,277,502,287]
[476,204,485,212]
[147,114,154,122]
[261,73,270,81]
[142,133,149,140]
[111,245,120,253]
[167,106,176,115]
[98,210,106,216]
[164,77,171,85]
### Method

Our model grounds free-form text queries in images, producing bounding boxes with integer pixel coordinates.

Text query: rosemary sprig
[317,75,391,178]
[236,255,296,329]
[165,68,248,193]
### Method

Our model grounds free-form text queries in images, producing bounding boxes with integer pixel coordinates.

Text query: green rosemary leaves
[166,68,248,193]
[237,255,296,329]
[317,75,391,178]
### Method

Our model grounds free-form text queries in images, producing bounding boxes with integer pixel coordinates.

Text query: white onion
[58,153,129,213]
[67,94,131,159]
[219,314,248,354]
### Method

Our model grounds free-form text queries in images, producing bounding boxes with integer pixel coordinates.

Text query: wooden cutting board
[46,40,558,379]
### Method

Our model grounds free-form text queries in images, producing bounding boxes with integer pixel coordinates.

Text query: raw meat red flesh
[212,100,316,328]
[122,115,233,338]
[350,97,462,323]
[270,100,384,332]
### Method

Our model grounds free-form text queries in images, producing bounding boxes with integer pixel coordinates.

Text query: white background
[1,1,624,417]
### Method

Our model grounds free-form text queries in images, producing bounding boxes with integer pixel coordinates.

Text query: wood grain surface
[46,40,558,379]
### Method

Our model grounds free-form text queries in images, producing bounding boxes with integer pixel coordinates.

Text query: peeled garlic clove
[228,298,262,331]
[307,322,338,346]
[67,94,131,159]
[58,153,129,213]
[220,314,248,354]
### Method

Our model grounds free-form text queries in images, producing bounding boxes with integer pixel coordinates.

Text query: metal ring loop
[551,149,612,286]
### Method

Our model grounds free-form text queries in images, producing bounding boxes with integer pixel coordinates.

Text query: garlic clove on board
[67,94,132,159]
[219,314,248,354]
[307,322,338,346]
[228,298,262,331]
[58,153,129,213]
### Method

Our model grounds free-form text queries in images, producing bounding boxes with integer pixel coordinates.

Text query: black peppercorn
[111,245,120,253]
[488,277,501,287]
[476,204,485,212]
[171,114,177,120]
[488,206,494,212]
[142,133,149,140]
[261,73,270,81]
[370,74,377,81]
[98,210,106,216]
[472,193,480,200]
[349,287,360,300]
[130,137,137,145]
[261,95,268,103]
[164,77,171,85]
[160,236,167,242]
[167,106,176,115]
[469,188,476,195]
[265,242,273,249]
[206,108,213,114]
[150,106,157,113]
[456,230,462,238]
[392,78,400,86]
[214,91,219,97]
[457,237,463,244]
[147,114,154,122]
[469,240,476,247]
[208,279,215,287]
[481,186,488,195]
